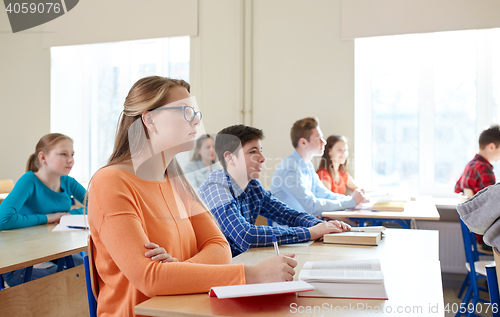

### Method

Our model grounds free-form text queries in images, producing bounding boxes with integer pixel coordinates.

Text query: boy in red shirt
[455,125,500,195]
[455,124,500,249]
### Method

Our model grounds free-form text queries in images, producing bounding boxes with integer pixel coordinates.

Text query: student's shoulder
[60,174,82,186]
[18,171,36,181]
[469,158,492,172]
[275,153,299,171]
[91,166,134,187]
[248,179,266,194]
[183,160,199,172]
[317,168,330,177]
[16,171,39,187]
[199,170,229,193]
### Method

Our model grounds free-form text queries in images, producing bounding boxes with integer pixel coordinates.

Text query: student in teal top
[0,133,86,286]
[0,133,86,230]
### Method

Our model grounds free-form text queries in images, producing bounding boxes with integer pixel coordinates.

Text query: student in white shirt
[270,117,366,217]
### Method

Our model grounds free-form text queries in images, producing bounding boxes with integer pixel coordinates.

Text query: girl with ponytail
[0,133,86,230]
[0,133,87,286]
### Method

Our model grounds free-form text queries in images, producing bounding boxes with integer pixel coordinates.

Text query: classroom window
[50,37,190,183]
[355,29,500,197]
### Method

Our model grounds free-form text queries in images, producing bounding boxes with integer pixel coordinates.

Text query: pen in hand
[272,234,280,255]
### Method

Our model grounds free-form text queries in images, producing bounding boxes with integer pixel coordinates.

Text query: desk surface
[433,197,459,210]
[322,196,440,221]
[136,229,444,317]
[0,224,88,274]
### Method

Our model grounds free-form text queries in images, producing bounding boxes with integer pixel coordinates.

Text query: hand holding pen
[242,234,297,283]
[272,234,280,255]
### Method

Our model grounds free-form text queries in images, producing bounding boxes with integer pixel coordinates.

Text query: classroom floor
[443,273,493,317]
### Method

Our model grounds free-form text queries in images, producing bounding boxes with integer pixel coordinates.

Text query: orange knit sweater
[88,167,245,317]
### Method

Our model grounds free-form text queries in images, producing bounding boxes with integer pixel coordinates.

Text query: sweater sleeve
[184,198,240,265]
[89,170,245,297]
[0,175,47,230]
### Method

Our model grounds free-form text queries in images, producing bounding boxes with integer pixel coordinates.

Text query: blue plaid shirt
[199,169,322,257]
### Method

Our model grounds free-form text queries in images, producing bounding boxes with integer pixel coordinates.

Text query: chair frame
[486,263,500,317]
[84,235,98,317]
[457,219,490,317]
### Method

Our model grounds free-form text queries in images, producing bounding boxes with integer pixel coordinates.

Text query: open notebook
[52,214,89,231]
[298,259,388,300]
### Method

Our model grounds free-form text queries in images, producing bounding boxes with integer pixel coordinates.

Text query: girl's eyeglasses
[157,105,202,122]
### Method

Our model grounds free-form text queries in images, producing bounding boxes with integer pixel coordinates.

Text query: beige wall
[342,0,500,39]
[0,15,50,182]
[252,0,354,188]
[0,0,199,182]
[0,0,495,184]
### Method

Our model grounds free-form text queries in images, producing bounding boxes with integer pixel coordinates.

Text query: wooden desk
[433,197,459,210]
[0,193,8,204]
[0,223,88,274]
[0,224,89,316]
[322,196,440,229]
[265,228,438,261]
[136,229,444,316]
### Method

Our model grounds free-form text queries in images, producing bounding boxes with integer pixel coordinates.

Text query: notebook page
[298,269,384,284]
[303,259,381,271]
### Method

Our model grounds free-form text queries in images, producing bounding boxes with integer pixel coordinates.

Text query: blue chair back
[461,219,481,267]
[84,235,98,317]
[84,255,97,317]
[486,264,500,317]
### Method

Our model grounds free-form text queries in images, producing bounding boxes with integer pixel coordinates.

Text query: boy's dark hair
[290,117,320,148]
[215,125,264,170]
[479,124,500,149]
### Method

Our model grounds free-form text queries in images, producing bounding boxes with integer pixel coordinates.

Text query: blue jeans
[3,253,84,287]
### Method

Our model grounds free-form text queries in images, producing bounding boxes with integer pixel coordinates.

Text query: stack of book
[298,259,388,300]
[370,194,412,212]
[323,226,385,246]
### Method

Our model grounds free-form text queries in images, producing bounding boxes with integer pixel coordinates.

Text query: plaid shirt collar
[474,154,493,169]
[222,170,251,199]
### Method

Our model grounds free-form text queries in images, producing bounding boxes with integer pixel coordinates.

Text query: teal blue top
[0,171,86,230]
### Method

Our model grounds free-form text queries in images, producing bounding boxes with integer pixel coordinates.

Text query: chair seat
[466,261,495,277]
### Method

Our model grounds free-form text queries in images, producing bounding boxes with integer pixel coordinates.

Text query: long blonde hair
[105,76,202,204]
[27,133,72,172]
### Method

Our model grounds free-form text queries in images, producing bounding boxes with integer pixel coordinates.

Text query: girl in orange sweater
[88,76,296,317]
[317,135,362,195]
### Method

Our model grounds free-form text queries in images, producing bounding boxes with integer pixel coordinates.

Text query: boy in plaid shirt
[455,124,500,248]
[198,125,350,257]
[455,125,500,195]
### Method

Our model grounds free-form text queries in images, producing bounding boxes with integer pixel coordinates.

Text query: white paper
[350,226,386,233]
[303,259,381,270]
[209,281,314,299]
[299,269,384,284]
[298,282,388,300]
[52,214,89,231]
[299,259,384,284]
